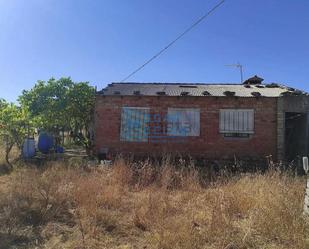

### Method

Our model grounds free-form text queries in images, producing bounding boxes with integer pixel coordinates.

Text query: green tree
[67,82,95,133]
[19,78,73,130]
[19,77,95,148]
[0,100,32,169]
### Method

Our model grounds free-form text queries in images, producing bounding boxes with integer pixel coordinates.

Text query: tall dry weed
[0,159,308,249]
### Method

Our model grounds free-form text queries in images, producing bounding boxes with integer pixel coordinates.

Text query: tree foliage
[18,78,95,146]
[0,99,32,168]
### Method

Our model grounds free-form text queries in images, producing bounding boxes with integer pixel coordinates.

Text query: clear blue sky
[0,0,308,102]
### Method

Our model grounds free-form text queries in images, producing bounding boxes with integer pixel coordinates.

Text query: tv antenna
[225,63,244,83]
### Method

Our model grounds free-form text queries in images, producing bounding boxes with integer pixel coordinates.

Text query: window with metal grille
[167,108,200,136]
[219,109,254,134]
[120,107,150,142]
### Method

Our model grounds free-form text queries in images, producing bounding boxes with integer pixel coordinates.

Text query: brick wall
[94,95,278,160]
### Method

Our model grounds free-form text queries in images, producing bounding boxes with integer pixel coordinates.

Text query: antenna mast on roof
[225,63,243,83]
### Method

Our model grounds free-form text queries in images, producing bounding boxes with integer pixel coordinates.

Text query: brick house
[94,76,309,162]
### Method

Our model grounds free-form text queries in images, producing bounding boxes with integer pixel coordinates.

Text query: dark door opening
[285,112,307,161]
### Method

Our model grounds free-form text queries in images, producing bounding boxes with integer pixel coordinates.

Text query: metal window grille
[219,109,254,134]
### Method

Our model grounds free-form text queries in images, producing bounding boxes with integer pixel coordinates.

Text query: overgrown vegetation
[0,99,32,169]
[0,158,308,249]
[18,78,95,136]
[19,77,95,148]
[0,78,95,169]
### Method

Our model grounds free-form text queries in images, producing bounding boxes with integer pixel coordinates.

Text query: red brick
[94,95,278,160]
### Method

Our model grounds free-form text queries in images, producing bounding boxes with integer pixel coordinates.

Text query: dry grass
[0,159,308,249]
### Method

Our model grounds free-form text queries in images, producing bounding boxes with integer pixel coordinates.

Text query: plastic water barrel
[22,138,36,158]
[38,133,54,154]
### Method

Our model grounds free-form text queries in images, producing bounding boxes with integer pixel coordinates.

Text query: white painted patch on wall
[303,157,309,215]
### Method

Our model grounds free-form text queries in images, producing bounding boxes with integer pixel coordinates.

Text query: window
[219,109,254,134]
[167,108,200,136]
[120,107,150,142]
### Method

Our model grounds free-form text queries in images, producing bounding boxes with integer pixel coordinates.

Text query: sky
[0,0,308,103]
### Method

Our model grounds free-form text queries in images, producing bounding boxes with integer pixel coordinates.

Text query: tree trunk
[5,142,14,171]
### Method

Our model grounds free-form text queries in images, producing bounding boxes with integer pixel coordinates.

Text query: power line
[120,0,226,82]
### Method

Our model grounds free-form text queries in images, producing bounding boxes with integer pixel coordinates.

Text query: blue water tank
[55,146,64,153]
[38,133,54,154]
[22,138,36,158]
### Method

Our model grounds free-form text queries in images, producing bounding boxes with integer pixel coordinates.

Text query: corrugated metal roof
[98,82,307,98]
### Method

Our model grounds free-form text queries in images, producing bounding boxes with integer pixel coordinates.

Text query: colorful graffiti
[120,108,200,143]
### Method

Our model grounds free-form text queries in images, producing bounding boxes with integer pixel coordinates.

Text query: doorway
[285,112,308,161]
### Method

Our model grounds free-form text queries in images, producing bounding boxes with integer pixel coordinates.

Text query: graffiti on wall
[120,107,200,143]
